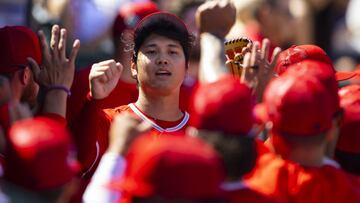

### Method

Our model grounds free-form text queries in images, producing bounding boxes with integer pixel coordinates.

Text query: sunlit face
[132,34,186,96]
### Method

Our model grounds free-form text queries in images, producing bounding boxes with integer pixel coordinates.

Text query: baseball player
[74,11,194,179]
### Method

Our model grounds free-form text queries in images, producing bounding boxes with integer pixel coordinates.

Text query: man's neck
[281,146,326,168]
[135,90,183,122]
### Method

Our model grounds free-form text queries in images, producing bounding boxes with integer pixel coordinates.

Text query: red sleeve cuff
[39,113,67,127]
[86,92,109,109]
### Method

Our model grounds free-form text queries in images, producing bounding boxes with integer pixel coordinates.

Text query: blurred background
[1,0,359,76]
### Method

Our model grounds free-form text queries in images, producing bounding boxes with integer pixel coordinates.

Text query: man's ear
[130,62,138,79]
[19,67,32,85]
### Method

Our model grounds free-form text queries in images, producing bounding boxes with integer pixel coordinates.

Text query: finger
[243,52,251,68]
[261,38,270,61]
[246,42,252,50]
[58,28,67,60]
[69,39,80,65]
[50,25,60,56]
[115,62,124,76]
[271,47,282,63]
[97,59,116,66]
[241,46,251,55]
[27,57,41,82]
[38,30,51,63]
[105,67,114,80]
[251,41,260,66]
[270,47,282,70]
[99,73,109,83]
[91,70,108,79]
[241,52,251,83]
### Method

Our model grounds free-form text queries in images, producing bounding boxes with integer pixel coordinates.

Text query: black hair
[197,132,257,180]
[132,13,194,67]
[276,132,328,147]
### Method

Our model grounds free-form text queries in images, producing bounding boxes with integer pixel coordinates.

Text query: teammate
[74,11,194,177]
[0,25,80,129]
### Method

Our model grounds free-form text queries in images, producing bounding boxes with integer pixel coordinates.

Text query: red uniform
[74,98,189,178]
[224,182,278,203]
[245,153,360,203]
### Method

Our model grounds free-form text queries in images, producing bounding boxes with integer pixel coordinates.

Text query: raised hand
[89,59,123,100]
[242,38,281,102]
[28,24,80,89]
[107,113,151,155]
[196,0,236,39]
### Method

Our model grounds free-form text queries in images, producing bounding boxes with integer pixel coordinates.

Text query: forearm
[199,33,228,83]
[83,152,126,203]
[42,89,68,118]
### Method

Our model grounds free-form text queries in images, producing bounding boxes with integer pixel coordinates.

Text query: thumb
[27,57,41,82]
[115,62,124,76]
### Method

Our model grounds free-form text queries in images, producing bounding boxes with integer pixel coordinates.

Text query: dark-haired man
[75,12,194,178]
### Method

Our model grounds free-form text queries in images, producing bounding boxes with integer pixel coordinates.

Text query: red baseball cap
[336,85,360,153]
[261,71,333,136]
[349,65,360,84]
[275,45,356,81]
[338,84,360,107]
[111,135,225,201]
[0,26,42,74]
[284,60,340,115]
[4,117,79,191]
[112,1,159,37]
[189,75,255,135]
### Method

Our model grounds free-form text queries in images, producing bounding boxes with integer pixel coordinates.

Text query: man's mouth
[155,70,172,76]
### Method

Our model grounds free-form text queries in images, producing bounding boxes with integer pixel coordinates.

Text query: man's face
[133,34,186,96]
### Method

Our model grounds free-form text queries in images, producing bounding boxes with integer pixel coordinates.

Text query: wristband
[47,85,71,96]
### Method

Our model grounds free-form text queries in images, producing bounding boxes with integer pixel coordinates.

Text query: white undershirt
[82,152,126,203]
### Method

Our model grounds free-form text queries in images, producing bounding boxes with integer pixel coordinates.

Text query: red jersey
[68,67,195,174]
[245,153,360,203]
[74,99,189,178]
[223,181,278,203]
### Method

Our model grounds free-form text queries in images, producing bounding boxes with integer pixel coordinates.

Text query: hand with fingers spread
[242,38,281,102]
[196,0,236,39]
[28,24,80,89]
[28,24,80,117]
[108,113,151,155]
[89,59,123,100]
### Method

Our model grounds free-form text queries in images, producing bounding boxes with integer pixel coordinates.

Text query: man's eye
[169,51,178,55]
[146,50,156,54]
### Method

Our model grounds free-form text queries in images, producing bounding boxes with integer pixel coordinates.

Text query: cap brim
[335,71,357,81]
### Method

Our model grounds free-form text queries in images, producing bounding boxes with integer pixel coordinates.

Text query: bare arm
[28,24,80,118]
[196,0,236,83]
